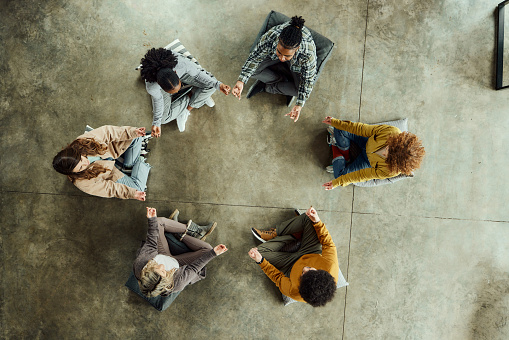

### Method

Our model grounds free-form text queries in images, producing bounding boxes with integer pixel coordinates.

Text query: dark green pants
[258,214,322,276]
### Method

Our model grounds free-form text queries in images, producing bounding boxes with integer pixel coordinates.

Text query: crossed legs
[156,217,213,266]
[258,214,322,276]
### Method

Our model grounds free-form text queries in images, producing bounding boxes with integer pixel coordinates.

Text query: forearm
[332,167,387,187]
[295,72,315,107]
[259,258,291,294]
[192,68,221,90]
[171,250,217,291]
[146,217,160,249]
[79,125,138,144]
[330,119,376,137]
[75,178,137,199]
[151,95,165,127]
[238,41,270,83]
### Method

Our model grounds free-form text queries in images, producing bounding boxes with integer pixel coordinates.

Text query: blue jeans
[115,138,151,191]
[332,128,371,179]
[120,137,143,168]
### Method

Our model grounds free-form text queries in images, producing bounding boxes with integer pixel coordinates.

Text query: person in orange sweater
[248,206,338,307]
[321,116,425,189]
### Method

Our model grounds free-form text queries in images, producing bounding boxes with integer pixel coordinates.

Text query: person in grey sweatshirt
[140,47,231,135]
[134,207,228,297]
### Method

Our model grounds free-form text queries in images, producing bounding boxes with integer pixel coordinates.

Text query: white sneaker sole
[251,228,266,243]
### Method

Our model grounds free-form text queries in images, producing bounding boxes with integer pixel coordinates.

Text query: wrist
[256,256,264,264]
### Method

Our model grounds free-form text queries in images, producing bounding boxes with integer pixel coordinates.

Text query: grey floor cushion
[124,233,191,311]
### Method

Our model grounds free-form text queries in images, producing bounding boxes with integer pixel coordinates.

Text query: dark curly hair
[279,16,306,49]
[299,270,336,307]
[386,132,425,175]
[140,48,178,83]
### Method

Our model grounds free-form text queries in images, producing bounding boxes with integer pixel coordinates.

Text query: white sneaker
[327,126,336,145]
[176,109,190,132]
[326,165,334,173]
[205,97,215,108]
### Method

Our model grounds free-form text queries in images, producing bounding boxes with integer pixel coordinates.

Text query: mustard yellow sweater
[258,221,338,303]
[330,119,401,187]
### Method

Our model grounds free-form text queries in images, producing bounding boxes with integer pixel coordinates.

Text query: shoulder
[377,125,401,135]
[301,28,317,55]
[263,23,286,41]
[145,81,162,94]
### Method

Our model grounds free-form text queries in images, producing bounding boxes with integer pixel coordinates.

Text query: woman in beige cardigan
[53,125,151,201]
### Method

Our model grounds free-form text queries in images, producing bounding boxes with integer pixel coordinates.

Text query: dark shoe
[251,227,277,243]
[280,240,301,253]
[246,80,265,99]
[286,95,296,107]
[181,220,217,241]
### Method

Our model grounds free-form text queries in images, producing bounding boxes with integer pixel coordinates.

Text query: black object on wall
[496,0,509,89]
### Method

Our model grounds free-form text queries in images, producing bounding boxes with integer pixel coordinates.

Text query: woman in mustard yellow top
[322,116,425,189]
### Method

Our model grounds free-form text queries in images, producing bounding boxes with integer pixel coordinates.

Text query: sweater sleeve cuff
[127,187,138,199]
[238,75,249,84]
[128,127,139,139]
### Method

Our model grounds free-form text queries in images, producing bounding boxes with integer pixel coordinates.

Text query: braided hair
[279,16,306,49]
[140,48,178,83]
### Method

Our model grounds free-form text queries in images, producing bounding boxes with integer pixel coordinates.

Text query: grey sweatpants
[180,73,217,109]
[251,58,300,97]
[258,214,322,276]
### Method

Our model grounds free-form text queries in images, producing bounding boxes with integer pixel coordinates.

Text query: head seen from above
[140,47,181,93]
[139,259,177,298]
[386,131,426,175]
[299,269,336,307]
[276,15,306,62]
[52,138,108,183]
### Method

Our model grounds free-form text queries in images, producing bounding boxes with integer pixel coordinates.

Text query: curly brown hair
[53,138,109,183]
[386,132,425,175]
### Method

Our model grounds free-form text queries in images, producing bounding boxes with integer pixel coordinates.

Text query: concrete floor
[1,0,508,339]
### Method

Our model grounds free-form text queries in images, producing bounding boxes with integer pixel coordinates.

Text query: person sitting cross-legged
[248,207,338,307]
[135,207,228,298]
[232,15,317,123]
[321,116,425,190]
[140,47,231,136]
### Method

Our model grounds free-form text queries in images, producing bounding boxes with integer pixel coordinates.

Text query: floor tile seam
[357,0,370,123]
[350,211,509,224]
[2,190,351,213]
[342,187,356,340]
[344,2,370,338]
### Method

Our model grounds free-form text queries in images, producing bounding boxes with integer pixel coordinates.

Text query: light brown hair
[386,132,425,175]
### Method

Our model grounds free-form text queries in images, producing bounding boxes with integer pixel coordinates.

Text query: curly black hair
[279,16,306,49]
[299,270,336,307]
[140,47,178,83]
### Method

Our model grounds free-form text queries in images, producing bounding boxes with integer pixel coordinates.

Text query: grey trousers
[156,217,213,266]
[180,73,217,109]
[251,58,300,97]
[258,214,322,276]
[161,93,190,126]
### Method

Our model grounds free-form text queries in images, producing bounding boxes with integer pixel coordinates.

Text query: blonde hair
[139,260,177,297]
